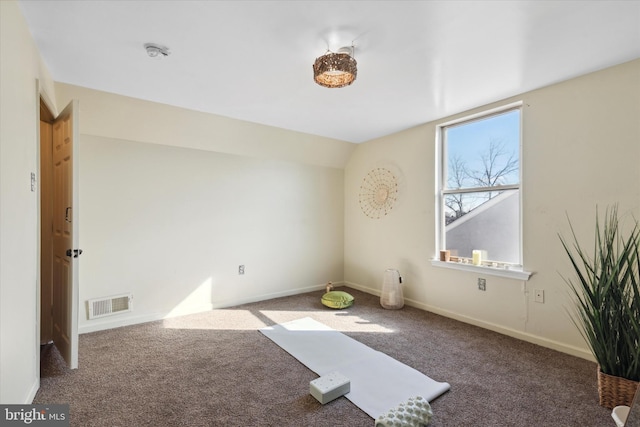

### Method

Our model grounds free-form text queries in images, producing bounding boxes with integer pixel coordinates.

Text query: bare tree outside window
[445,153,468,224]
[445,138,518,224]
[469,139,519,188]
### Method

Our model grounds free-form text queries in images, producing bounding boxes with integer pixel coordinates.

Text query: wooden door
[40,118,53,344]
[51,101,80,369]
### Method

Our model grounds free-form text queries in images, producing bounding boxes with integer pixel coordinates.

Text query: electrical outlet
[239,265,245,275]
[478,278,486,291]
[535,289,544,303]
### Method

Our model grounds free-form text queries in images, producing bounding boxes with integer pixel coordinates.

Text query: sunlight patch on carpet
[162,308,396,333]
[162,309,268,330]
[258,310,395,333]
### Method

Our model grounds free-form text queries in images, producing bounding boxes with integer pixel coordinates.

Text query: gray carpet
[34,288,612,426]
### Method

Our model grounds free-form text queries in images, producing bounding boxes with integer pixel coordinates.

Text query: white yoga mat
[259,317,450,419]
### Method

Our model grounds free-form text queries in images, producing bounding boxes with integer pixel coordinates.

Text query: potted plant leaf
[559,205,640,409]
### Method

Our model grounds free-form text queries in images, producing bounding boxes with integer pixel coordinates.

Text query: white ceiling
[18,1,640,143]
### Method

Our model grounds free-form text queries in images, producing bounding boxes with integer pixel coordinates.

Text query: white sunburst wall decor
[358,167,399,219]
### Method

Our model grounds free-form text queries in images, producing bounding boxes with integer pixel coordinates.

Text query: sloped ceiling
[18,1,640,143]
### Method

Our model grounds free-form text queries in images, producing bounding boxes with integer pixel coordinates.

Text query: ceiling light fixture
[144,43,170,58]
[313,46,357,88]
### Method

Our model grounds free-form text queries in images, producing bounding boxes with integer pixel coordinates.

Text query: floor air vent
[88,293,132,319]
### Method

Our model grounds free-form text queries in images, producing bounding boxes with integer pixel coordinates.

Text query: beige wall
[55,83,354,170]
[0,0,58,403]
[53,85,351,333]
[345,58,640,360]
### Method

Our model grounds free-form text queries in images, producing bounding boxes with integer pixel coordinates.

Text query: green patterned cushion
[321,291,354,309]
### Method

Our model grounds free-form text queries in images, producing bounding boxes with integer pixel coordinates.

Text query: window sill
[430,259,533,281]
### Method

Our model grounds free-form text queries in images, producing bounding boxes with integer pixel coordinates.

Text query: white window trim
[434,101,531,279]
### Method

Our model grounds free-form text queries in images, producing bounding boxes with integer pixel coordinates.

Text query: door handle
[66,249,83,258]
[65,207,72,223]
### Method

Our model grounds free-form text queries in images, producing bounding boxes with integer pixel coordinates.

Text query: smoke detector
[144,43,170,58]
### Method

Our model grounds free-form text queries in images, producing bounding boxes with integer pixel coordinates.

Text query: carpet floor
[34,287,612,426]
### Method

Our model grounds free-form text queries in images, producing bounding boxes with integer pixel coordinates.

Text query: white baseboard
[79,304,213,334]
[209,282,332,309]
[344,281,382,296]
[79,283,332,335]
[26,378,39,403]
[343,281,594,362]
[78,280,591,362]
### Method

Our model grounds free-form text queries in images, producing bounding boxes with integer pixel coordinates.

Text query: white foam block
[310,371,350,404]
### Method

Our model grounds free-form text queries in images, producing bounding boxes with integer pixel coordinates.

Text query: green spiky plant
[559,205,640,382]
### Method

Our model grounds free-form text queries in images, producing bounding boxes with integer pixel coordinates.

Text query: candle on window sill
[472,250,482,266]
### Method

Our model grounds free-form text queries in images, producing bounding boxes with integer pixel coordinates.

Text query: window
[437,103,522,268]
